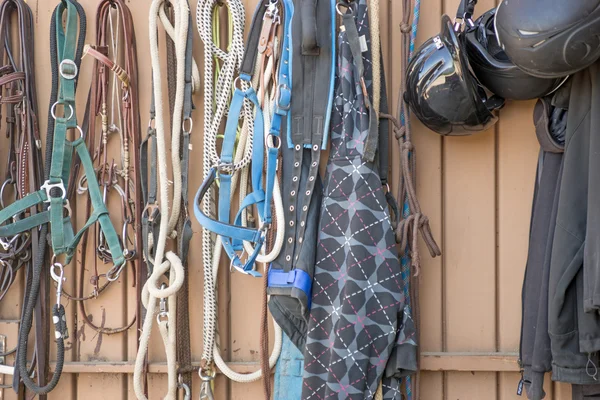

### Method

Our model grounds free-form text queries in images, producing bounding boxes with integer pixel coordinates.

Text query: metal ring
[217,162,235,175]
[50,102,74,121]
[0,179,11,209]
[74,125,84,139]
[336,1,350,15]
[77,175,89,195]
[265,134,281,150]
[233,76,252,91]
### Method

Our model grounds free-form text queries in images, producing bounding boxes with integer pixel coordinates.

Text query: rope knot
[400,23,411,33]
[395,126,406,140]
[402,141,414,152]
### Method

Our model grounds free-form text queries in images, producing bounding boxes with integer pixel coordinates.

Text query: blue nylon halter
[194,0,292,277]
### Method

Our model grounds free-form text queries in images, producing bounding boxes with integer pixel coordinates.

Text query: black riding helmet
[405,13,504,136]
[495,0,600,78]
[465,8,566,100]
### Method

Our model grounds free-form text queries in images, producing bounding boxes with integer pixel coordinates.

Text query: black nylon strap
[240,0,271,77]
[301,0,319,55]
[378,52,389,186]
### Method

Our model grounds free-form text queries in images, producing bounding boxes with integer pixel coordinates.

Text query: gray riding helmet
[465,7,566,100]
[495,0,600,78]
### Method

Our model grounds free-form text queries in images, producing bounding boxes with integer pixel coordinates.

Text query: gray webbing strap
[342,8,378,162]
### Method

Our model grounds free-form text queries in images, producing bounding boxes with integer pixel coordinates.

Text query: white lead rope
[133,0,192,398]
[197,0,250,371]
[196,0,285,389]
[157,2,201,237]
[211,237,283,383]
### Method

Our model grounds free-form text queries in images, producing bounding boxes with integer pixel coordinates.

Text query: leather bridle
[64,0,141,336]
[0,0,46,393]
[0,0,126,394]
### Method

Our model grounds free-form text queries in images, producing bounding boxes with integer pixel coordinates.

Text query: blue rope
[409,0,420,58]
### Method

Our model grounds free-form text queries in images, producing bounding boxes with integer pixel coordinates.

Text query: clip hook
[50,261,65,307]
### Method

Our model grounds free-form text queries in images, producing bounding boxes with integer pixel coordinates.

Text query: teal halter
[0,0,124,272]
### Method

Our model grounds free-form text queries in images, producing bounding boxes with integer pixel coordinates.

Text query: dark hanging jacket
[520,91,567,400]
[548,63,600,385]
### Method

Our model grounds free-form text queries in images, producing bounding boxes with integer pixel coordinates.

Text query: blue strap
[274,332,304,400]
[267,268,312,308]
[193,3,293,278]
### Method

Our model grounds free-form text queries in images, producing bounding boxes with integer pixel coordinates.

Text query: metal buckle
[41,180,66,203]
[275,83,291,111]
[259,222,271,238]
[265,0,279,18]
[182,117,193,134]
[48,199,72,218]
[59,59,78,80]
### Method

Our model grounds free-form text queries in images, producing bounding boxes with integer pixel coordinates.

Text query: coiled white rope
[210,238,283,383]
[133,0,192,398]
[197,0,250,370]
[196,0,285,386]
[157,2,201,237]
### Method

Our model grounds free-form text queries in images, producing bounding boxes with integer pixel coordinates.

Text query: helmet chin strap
[454,0,477,31]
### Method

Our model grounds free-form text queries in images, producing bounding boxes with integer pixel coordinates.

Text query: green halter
[0,0,124,270]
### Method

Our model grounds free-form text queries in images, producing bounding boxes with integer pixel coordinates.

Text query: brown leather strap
[83,45,130,88]
[72,0,141,338]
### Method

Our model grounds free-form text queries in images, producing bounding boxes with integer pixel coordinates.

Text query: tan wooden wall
[0,0,572,399]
